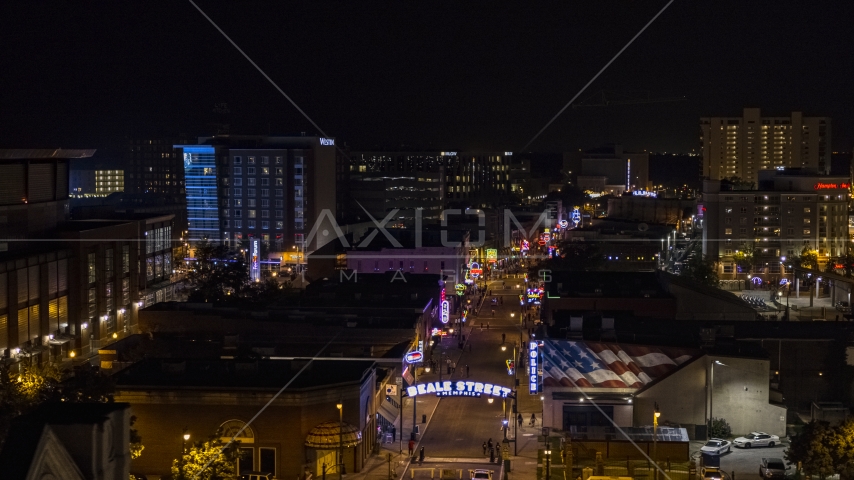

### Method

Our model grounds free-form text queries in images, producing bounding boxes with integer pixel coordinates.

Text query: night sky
[2,1,852,159]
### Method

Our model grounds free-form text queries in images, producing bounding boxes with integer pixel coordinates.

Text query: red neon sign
[814,182,850,190]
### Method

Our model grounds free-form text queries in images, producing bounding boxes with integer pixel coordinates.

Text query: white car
[470,470,493,480]
[700,438,731,455]
[733,432,780,448]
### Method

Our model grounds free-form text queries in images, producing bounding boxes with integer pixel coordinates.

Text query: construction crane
[571,89,686,143]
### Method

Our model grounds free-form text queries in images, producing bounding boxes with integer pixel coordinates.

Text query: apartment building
[702,170,849,279]
[701,108,831,182]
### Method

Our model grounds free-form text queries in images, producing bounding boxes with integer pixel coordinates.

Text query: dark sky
[1,1,852,156]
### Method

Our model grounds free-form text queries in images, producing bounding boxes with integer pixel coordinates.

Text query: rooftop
[0,148,96,160]
[113,358,376,390]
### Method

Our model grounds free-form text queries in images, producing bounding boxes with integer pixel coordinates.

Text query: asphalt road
[716,443,792,480]
[417,279,528,459]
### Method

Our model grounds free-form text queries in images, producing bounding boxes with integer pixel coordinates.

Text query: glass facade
[182,146,220,241]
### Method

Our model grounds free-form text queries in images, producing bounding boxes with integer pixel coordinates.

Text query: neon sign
[559,220,568,228]
[470,262,482,278]
[814,182,850,190]
[406,381,511,398]
[486,249,498,263]
[250,240,260,282]
[528,341,539,394]
[441,300,450,324]
[404,351,423,364]
[319,138,335,146]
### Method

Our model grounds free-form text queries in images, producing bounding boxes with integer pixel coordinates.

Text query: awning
[377,397,399,426]
[305,421,362,448]
[48,337,72,346]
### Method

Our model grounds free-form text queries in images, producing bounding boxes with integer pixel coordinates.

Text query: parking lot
[693,441,792,480]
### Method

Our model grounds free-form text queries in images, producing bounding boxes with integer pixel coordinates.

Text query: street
[408,276,543,476]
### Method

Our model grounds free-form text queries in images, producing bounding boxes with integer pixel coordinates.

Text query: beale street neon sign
[814,182,850,190]
[407,381,511,398]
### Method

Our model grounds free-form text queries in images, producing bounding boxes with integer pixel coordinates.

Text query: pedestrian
[480,322,484,331]
[489,447,495,463]
[408,439,415,457]
[452,361,456,372]
[530,413,537,426]
[482,441,488,455]
[487,322,490,330]
[517,413,523,428]
[488,438,493,450]
[466,364,470,377]
[419,446,425,463]
[502,333,506,343]
[392,426,396,442]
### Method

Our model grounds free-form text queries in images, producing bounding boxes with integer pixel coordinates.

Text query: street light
[544,449,552,480]
[501,343,507,352]
[182,428,190,453]
[488,397,494,404]
[337,401,345,475]
[652,402,661,480]
[709,360,726,438]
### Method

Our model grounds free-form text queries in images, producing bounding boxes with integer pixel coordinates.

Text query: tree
[792,246,819,270]
[708,417,732,438]
[186,240,250,302]
[130,415,144,460]
[733,250,754,274]
[680,252,719,288]
[830,417,854,480]
[0,362,117,450]
[171,436,240,480]
[786,420,835,479]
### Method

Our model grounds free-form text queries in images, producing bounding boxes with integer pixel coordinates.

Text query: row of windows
[233,166,287,176]
[223,209,283,218]
[232,156,283,165]
[223,220,283,230]
[232,178,284,187]
[229,199,283,208]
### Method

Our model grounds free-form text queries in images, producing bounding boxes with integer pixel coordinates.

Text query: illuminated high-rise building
[700,108,830,182]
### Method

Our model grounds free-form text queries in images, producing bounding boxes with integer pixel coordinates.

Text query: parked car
[733,432,780,448]
[760,458,787,479]
[700,438,731,455]
[701,467,723,480]
[241,473,274,480]
[470,469,493,480]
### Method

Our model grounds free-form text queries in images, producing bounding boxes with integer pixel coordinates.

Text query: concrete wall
[635,355,786,438]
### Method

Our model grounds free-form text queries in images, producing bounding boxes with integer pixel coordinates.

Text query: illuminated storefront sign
[455,284,466,295]
[406,381,511,398]
[814,182,850,190]
[632,190,657,198]
[528,341,539,394]
[441,300,450,324]
[470,262,482,278]
[250,239,260,282]
[486,249,498,263]
[521,240,530,251]
[404,351,423,364]
[319,138,335,146]
[559,220,568,228]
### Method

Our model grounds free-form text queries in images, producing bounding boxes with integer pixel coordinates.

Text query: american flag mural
[542,340,699,389]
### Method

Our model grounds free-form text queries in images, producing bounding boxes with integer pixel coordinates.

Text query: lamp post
[411,366,418,441]
[337,401,345,475]
[653,403,660,480]
[182,428,190,453]
[544,449,552,480]
[709,360,725,438]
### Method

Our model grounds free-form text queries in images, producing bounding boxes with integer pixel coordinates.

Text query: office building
[348,151,512,206]
[70,169,124,196]
[176,135,337,252]
[702,170,849,279]
[346,170,444,222]
[563,144,649,195]
[124,136,188,196]
[700,108,831,182]
[0,149,181,365]
[0,149,95,253]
